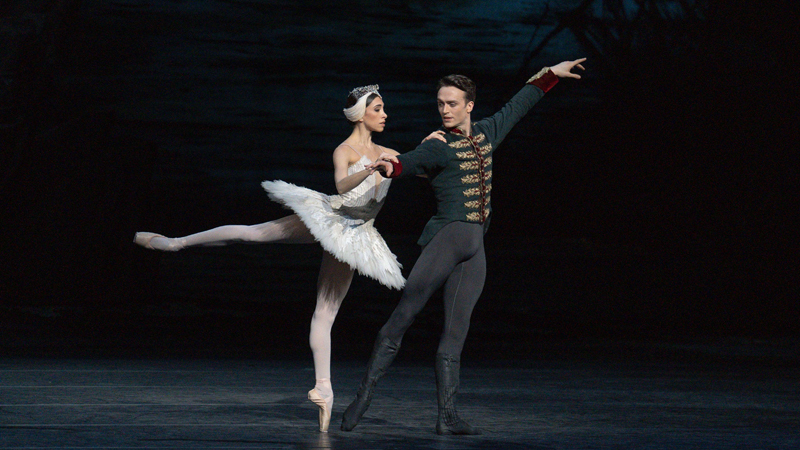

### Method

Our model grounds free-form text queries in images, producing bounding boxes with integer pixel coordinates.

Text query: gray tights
[378,221,486,357]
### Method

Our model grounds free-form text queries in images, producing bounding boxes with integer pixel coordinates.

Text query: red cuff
[528,69,559,93]
[388,160,403,178]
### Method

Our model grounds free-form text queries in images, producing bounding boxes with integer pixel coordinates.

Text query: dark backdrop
[1,0,797,359]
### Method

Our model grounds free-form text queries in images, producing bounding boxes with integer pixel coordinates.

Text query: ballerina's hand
[422,130,447,143]
[549,58,587,79]
[378,152,399,163]
[367,160,393,177]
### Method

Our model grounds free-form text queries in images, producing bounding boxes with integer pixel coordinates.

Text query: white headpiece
[343,84,381,122]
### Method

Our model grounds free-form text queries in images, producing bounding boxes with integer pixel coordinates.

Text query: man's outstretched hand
[549,58,587,79]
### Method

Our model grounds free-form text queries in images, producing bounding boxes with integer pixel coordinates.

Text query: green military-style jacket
[394,71,558,246]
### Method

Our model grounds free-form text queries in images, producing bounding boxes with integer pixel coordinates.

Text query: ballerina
[134,84,444,432]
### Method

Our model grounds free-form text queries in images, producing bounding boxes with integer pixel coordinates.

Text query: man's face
[437,86,474,131]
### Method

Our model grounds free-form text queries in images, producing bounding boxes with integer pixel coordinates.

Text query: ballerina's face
[362,96,387,133]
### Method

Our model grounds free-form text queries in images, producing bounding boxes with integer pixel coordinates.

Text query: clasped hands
[366,130,447,176]
[366,153,399,177]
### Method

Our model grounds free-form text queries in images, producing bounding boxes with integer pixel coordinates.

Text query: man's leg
[341,222,483,431]
[379,222,484,344]
[435,242,486,435]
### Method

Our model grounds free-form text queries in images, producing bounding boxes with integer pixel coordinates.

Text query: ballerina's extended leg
[133,214,314,251]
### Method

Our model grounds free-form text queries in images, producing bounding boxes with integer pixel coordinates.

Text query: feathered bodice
[331,155,392,221]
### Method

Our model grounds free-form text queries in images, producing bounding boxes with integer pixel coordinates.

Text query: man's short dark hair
[437,74,476,103]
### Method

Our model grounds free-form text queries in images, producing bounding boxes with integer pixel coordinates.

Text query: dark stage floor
[2,344,798,449]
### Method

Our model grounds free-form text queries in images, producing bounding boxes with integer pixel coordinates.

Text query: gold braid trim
[458,145,491,159]
[526,67,551,83]
[449,139,472,149]
[461,173,479,184]
[456,151,474,160]
[460,160,478,171]
[449,133,486,149]
[463,184,492,197]
[459,156,492,171]
[466,209,490,222]
[461,170,492,184]
[464,196,491,209]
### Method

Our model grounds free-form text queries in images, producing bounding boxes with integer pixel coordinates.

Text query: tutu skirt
[262,180,405,290]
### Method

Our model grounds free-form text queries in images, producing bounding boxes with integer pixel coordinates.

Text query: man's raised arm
[484,58,586,147]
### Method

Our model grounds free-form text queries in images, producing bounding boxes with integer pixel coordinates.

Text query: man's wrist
[386,160,403,178]
[527,67,559,93]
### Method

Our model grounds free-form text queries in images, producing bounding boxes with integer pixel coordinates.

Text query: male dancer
[342,58,587,435]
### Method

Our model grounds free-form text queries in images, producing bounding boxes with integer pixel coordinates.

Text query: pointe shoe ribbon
[308,388,333,433]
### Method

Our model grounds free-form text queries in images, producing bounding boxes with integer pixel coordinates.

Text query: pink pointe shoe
[133,232,184,251]
[308,388,333,432]
[133,232,164,249]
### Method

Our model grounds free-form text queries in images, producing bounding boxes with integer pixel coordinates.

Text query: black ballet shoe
[436,418,482,435]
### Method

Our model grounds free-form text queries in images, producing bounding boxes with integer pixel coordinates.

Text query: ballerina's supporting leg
[135,216,350,431]
[133,214,315,250]
[308,251,354,432]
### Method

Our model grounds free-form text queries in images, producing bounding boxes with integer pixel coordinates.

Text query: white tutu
[262,179,405,290]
